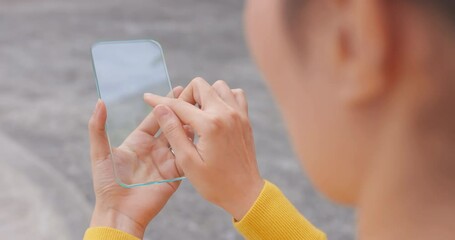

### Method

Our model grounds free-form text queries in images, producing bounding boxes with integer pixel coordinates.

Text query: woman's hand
[88,87,190,238]
[144,78,264,220]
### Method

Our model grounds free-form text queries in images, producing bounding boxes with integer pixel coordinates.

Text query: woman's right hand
[144,78,264,220]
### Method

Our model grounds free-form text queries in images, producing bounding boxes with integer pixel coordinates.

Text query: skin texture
[88,0,455,238]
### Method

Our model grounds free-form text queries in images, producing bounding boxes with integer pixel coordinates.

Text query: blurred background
[0,0,354,239]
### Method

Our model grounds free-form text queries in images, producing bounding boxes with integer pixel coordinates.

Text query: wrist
[90,205,146,239]
[225,179,265,221]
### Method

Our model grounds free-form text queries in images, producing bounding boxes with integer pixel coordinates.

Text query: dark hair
[284,0,306,24]
[411,0,455,23]
[284,0,455,25]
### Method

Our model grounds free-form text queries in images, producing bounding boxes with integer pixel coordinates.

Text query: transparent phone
[91,40,185,188]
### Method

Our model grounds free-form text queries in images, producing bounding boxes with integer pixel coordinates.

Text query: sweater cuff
[84,227,140,240]
[234,180,326,240]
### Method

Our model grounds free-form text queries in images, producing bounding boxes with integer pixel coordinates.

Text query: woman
[85,0,455,239]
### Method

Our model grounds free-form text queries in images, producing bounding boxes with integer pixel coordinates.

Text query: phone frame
[90,39,186,188]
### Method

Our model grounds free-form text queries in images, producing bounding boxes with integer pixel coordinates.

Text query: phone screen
[91,40,184,187]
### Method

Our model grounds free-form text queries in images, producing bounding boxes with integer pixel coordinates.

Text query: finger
[231,88,249,116]
[177,77,224,110]
[171,86,184,98]
[156,124,195,148]
[137,86,184,136]
[212,80,239,109]
[88,100,110,162]
[144,93,208,132]
[153,105,202,175]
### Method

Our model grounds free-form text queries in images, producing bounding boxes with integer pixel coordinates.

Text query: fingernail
[154,105,171,121]
[144,93,153,97]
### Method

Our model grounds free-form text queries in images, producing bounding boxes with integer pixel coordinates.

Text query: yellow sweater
[84,181,327,240]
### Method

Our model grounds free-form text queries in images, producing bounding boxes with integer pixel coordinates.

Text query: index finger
[144,93,208,132]
[136,86,184,136]
[177,77,224,111]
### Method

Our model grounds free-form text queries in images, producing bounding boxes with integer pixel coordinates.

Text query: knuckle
[226,109,241,122]
[239,90,247,99]
[162,119,180,136]
[234,88,245,95]
[213,80,227,87]
[169,98,181,106]
[192,77,206,85]
[205,115,225,133]
[167,98,184,109]
[203,109,242,134]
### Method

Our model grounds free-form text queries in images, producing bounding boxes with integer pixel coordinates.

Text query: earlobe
[338,0,394,107]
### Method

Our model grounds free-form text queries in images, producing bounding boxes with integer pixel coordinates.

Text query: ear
[335,0,396,106]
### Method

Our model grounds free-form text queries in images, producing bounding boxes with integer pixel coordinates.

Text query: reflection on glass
[91,40,184,187]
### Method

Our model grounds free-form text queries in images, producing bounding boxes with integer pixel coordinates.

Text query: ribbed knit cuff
[234,180,326,240]
[84,227,140,240]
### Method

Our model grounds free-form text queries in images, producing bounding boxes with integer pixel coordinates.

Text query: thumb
[88,100,110,163]
[153,105,201,175]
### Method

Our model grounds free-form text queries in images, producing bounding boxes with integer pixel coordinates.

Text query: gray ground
[0,0,354,239]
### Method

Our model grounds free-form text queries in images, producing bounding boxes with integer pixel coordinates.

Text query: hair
[284,0,455,25]
[284,0,306,24]
[411,0,455,23]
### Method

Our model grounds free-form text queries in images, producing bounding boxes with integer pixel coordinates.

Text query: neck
[355,9,455,238]
[357,116,455,240]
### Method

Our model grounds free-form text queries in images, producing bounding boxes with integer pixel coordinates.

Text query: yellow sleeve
[83,227,140,240]
[234,181,327,240]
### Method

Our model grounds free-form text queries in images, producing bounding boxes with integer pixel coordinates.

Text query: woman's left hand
[88,87,191,238]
